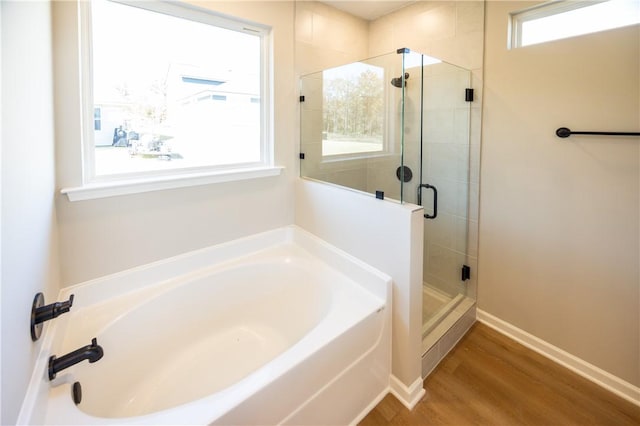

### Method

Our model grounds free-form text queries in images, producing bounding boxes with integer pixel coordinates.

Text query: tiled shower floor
[422,285,465,338]
[422,285,452,324]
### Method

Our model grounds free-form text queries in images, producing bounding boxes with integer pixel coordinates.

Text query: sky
[91,0,260,103]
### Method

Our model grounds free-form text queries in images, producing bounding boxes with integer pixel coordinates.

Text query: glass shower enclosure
[299,48,474,346]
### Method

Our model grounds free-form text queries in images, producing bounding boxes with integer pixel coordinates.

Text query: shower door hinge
[461,264,471,281]
[465,88,474,102]
[299,95,305,102]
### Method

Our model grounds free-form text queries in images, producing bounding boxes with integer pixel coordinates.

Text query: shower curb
[422,299,476,378]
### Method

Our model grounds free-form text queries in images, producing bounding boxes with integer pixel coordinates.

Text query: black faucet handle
[55,294,74,314]
[31,293,76,341]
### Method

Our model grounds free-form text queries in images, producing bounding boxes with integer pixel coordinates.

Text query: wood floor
[360,323,640,425]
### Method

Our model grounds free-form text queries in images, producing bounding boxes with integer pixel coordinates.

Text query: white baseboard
[477,309,640,407]
[389,375,425,410]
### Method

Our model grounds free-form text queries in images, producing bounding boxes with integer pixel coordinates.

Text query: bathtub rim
[62,225,389,307]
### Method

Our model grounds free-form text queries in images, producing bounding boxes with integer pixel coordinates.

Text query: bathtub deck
[360,323,640,425]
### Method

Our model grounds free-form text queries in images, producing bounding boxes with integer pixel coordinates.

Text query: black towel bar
[556,127,640,138]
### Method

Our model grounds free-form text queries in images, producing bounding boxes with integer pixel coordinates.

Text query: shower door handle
[417,184,438,219]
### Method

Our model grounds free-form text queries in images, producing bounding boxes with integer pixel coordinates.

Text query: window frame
[78,0,274,185]
[508,0,638,49]
[510,0,593,49]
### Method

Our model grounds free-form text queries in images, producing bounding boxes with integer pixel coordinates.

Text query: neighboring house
[94,63,260,162]
[93,103,128,146]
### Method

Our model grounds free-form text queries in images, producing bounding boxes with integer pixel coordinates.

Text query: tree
[323,67,383,138]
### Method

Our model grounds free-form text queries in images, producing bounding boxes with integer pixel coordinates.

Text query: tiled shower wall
[296,1,374,194]
[367,1,483,300]
[295,1,369,76]
[295,1,484,299]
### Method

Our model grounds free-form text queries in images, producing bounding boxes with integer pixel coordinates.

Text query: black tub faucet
[48,337,104,380]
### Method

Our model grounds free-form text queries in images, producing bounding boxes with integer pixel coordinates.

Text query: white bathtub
[19,226,392,425]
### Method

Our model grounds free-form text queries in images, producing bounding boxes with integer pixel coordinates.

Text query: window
[82,0,271,181]
[322,62,385,157]
[510,0,640,49]
[93,107,101,130]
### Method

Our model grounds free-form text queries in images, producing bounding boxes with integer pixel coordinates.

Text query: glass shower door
[299,49,474,339]
[400,53,473,337]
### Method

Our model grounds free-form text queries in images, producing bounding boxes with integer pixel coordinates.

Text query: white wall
[53,1,297,286]
[480,1,639,387]
[295,179,424,403]
[1,1,61,423]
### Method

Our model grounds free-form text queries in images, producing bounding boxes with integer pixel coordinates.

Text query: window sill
[61,166,284,202]
[321,152,394,164]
